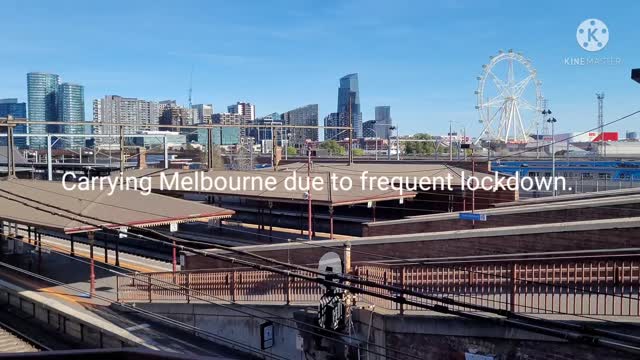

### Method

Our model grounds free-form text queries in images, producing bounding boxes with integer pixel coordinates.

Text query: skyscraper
[0,99,27,148]
[324,112,349,141]
[337,73,363,138]
[374,105,392,139]
[282,104,319,148]
[57,83,85,148]
[27,72,59,148]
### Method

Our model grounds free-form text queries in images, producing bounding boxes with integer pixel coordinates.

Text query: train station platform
[0,238,247,358]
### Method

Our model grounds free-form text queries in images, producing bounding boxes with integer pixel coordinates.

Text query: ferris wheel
[475,49,543,144]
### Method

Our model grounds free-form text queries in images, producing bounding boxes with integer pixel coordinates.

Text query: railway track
[0,319,48,353]
[13,226,172,273]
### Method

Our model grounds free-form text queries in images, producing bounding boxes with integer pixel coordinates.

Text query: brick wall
[385,333,635,360]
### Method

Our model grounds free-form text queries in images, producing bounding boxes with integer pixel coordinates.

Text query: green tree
[404,133,442,156]
[320,140,346,156]
[352,148,365,156]
[202,145,225,170]
[287,146,297,155]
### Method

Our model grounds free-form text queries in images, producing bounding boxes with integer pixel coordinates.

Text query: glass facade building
[57,83,85,148]
[324,112,349,141]
[374,105,392,139]
[251,113,282,143]
[27,72,59,148]
[282,104,319,148]
[0,98,27,148]
[362,119,376,138]
[337,73,363,138]
[195,126,241,146]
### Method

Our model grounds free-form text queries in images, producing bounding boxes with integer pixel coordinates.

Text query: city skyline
[1,0,639,139]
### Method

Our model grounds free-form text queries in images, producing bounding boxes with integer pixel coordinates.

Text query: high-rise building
[160,105,192,131]
[282,104,319,148]
[93,96,160,145]
[336,73,363,138]
[212,112,243,126]
[192,104,213,123]
[375,106,391,123]
[212,113,242,145]
[252,113,283,146]
[57,83,85,148]
[228,102,255,122]
[158,100,177,121]
[27,72,59,148]
[186,108,199,127]
[374,105,392,139]
[324,112,349,141]
[228,102,255,136]
[0,99,27,148]
[362,119,376,138]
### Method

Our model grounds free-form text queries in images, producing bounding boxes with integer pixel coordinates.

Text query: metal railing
[117,256,640,316]
[117,268,322,304]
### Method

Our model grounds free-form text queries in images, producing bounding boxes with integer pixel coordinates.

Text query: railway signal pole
[543,109,558,197]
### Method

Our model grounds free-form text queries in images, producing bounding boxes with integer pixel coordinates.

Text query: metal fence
[117,256,640,316]
[521,176,640,198]
[117,268,322,304]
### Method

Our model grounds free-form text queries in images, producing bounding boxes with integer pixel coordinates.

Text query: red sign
[592,132,619,142]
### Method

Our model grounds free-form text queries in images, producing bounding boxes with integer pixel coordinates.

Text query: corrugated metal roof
[279,162,485,186]
[0,146,28,164]
[121,168,417,206]
[0,178,234,234]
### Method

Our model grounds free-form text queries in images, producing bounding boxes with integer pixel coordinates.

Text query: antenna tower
[597,92,605,157]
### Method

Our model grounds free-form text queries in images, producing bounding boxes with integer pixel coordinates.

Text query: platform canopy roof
[0,178,234,234]
[0,146,28,165]
[278,162,490,187]
[121,168,417,207]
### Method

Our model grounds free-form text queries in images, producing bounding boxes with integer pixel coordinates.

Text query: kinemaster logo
[576,18,609,52]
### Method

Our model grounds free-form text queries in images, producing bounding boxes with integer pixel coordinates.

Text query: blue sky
[1,0,638,138]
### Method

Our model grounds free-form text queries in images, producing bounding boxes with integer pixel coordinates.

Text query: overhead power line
[1,188,640,354]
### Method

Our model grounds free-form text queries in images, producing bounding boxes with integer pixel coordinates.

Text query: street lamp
[543,109,557,196]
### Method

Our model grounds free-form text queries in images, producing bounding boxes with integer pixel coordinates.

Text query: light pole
[396,125,400,161]
[543,109,557,196]
[368,122,379,161]
[536,120,540,159]
[388,125,396,160]
[285,131,291,160]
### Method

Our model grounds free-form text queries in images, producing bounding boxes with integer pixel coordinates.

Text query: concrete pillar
[329,206,334,240]
[343,241,351,274]
[136,147,147,170]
